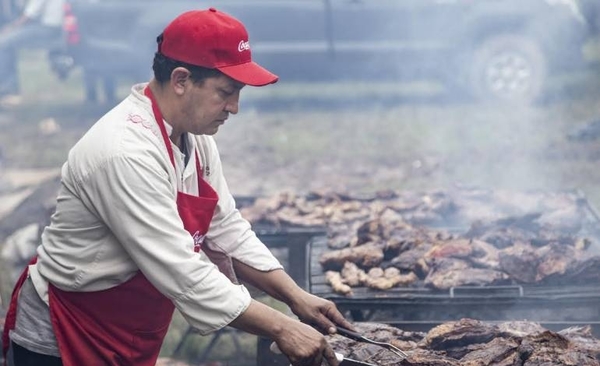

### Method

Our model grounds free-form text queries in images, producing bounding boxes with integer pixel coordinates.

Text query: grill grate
[308,231,600,336]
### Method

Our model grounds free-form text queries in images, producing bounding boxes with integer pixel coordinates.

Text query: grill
[309,235,600,335]
[253,224,325,289]
[251,190,600,365]
[237,193,329,289]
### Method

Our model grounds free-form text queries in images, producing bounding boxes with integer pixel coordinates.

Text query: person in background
[2,7,353,366]
[0,0,17,102]
[0,0,64,107]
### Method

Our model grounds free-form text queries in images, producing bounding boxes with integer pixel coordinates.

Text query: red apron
[2,86,219,366]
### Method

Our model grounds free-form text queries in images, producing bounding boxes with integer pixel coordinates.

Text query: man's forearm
[232,258,304,306]
[229,298,287,337]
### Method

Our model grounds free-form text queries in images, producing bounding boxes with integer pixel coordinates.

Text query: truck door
[327,0,469,80]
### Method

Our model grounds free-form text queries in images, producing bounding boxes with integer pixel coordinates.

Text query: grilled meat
[336,262,418,292]
[423,318,499,350]
[497,321,546,338]
[325,320,600,366]
[535,243,578,282]
[424,258,508,289]
[324,271,352,296]
[401,349,460,366]
[559,326,600,359]
[562,257,600,284]
[340,261,368,287]
[469,239,501,269]
[498,243,540,283]
[244,189,600,292]
[391,242,433,274]
[423,239,474,260]
[458,337,520,366]
[520,331,600,366]
[319,243,384,271]
[363,267,418,290]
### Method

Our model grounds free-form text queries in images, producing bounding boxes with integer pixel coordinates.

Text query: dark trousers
[11,341,62,366]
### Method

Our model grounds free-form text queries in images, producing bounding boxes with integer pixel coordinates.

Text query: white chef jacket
[28,83,283,335]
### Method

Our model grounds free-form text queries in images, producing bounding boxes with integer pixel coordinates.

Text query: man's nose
[225,94,240,114]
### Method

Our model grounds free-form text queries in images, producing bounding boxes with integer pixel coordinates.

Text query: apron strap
[143,86,175,168]
[2,257,38,364]
[143,85,204,189]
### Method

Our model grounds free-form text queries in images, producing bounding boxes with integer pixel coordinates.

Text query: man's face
[179,73,245,136]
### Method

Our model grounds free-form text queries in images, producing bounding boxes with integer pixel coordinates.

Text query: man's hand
[274,319,339,366]
[230,299,339,366]
[289,291,356,335]
[231,262,355,340]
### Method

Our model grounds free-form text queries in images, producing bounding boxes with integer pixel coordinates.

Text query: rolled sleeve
[176,277,251,335]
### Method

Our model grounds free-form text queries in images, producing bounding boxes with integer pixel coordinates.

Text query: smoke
[5,1,600,204]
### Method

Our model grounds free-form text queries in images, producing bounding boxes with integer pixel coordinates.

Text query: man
[0,0,65,106]
[2,8,353,366]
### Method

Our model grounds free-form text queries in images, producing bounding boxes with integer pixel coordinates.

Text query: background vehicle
[50,0,593,105]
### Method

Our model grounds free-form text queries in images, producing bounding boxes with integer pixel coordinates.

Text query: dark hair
[153,33,223,84]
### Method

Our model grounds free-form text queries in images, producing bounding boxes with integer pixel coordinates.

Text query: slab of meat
[469,239,501,270]
[520,331,600,366]
[423,318,499,350]
[498,243,540,283]
[458,337,520,366]
[423,239,474,260]
[562,257,600,284]
[319,243,385,271]
[424,258,509,289]
[391,242,433,275]
[559,326,600,359]
[535,243,578,282]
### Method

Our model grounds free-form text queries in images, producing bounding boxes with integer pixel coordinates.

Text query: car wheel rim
[484,52,534,99]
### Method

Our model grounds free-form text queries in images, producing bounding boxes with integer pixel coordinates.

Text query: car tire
[468,34,547,105]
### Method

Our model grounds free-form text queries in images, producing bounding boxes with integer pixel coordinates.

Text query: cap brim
[218,61,278,87]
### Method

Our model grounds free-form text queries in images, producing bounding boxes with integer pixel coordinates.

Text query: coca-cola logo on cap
[238,40,250,52]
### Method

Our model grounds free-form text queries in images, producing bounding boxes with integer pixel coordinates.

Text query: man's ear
[170,67,191,96]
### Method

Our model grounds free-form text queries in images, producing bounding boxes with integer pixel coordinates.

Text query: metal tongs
[336,326,408,361]
[270,341,377,365]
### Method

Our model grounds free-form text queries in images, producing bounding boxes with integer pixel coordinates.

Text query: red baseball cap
[159,8,278,86]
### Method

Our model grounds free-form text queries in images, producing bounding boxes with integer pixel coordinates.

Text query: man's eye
[220,89,234,96]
